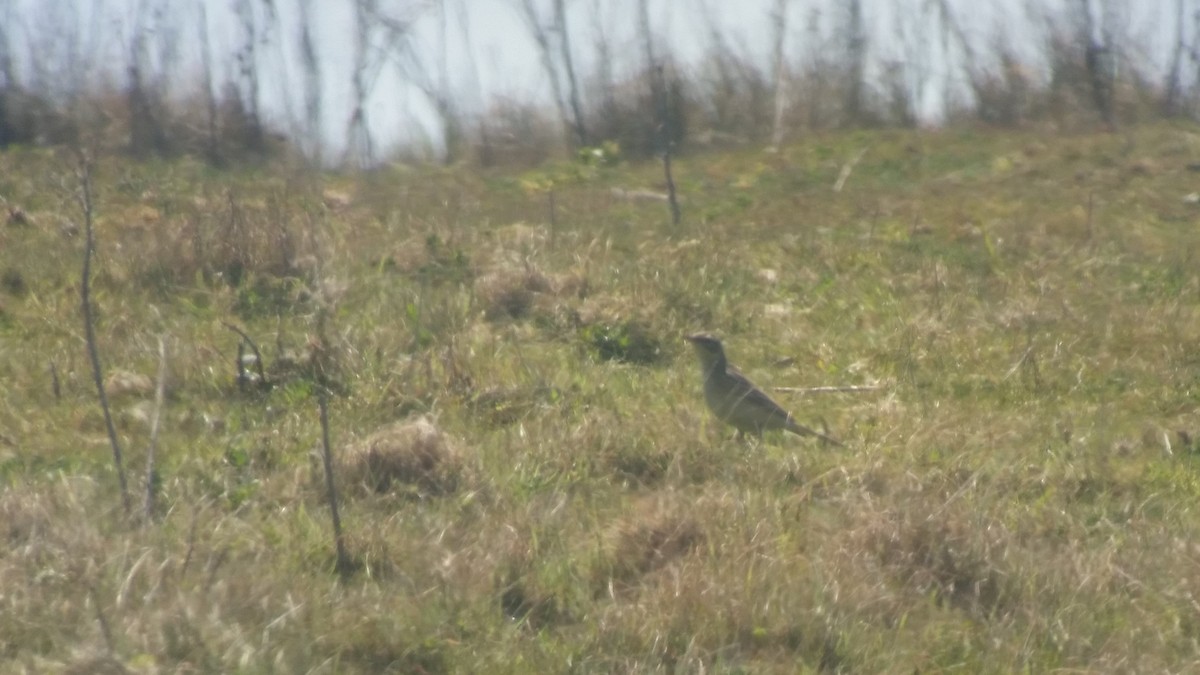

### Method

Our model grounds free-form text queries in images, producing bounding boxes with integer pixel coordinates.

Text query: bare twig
[1005,335,1041,388]
[78,153,131,516]
[774,385,882,395]
[932,261,943,317]
[1004,345,1034,380]
[144,336,169,523]
[662,146,681,225]
[929,470,978,520]
[180,504,200,577]
[49,360,61,400]
[87,582,116,655]
[318,389,352,579]
[1085,191,1095,243]
[833,148,868,192]
[222,321,267,389]
[236,341,248,386]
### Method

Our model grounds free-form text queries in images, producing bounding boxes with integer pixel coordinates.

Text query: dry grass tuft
[337,416,466,498]
[495,566,569,629]
[102,369,154,399]
[385,233,473,286]
[595,494,705,594]
[860,495,1013,615]
[2,484,57,546]
[474,265,555,321]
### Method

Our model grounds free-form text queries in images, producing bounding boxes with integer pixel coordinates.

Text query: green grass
[4,124,1200,672]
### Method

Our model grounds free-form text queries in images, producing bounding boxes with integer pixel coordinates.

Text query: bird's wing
[728,365,845,446]
[725,366,791,416]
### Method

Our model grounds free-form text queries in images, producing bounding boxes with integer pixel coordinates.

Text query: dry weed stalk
[318,388,353,578]
[77,152,131,516]
[143,336,169,523]
[662,145,681,225]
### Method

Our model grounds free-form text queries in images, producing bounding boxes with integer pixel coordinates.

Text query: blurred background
[0,0,1188,166]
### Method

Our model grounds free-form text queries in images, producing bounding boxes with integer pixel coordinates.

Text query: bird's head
[685,333,726,368]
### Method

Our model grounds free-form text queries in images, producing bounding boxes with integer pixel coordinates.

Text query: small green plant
[414,234,472,286]
[232,274,305,318]
[576,140,622,167]
[580,320,663,365]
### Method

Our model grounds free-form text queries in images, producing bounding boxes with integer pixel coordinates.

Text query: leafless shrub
[117,186,321,304]
[1028,6,1160,130]
[0,87,78,147]
[476,98,563,168]
[960,47,1037,127]
[586,63,687,159]
[514,0,588,148]
[687,50,774,144]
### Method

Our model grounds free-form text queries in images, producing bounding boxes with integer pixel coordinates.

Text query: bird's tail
[785,418,844,447]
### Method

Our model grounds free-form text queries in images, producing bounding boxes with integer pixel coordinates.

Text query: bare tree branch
[345,0,428,166]
[513,0,585,147]
[297,0,323,162]
[553,0,588,145]
[769,0,791,148]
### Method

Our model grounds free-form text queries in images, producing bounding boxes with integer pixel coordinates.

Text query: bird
[684,333,842,446]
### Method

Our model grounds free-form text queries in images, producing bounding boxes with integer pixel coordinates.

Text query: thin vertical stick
[318,389,351,578]
[662,146,681,226]
[78,153,131,517]
[223,321,267,389]
[144,336,169,523]
[49,361,61,400]
[1085,191,1095,243]
[88,582,116,655]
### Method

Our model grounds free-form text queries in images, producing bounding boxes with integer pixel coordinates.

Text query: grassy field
[3,124,1200,673]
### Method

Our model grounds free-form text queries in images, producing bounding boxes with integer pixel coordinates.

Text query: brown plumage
[684,333,842,446]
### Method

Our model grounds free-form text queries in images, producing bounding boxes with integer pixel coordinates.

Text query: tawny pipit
[685,333,842,446]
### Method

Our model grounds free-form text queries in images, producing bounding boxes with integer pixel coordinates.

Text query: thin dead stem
[144,336,169,523]
[833,148,868,192]
[318,389,352,579]
[774,385,882,395]
[223,321,268,389]
[78,152,131,516]
[662,146,681,225]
